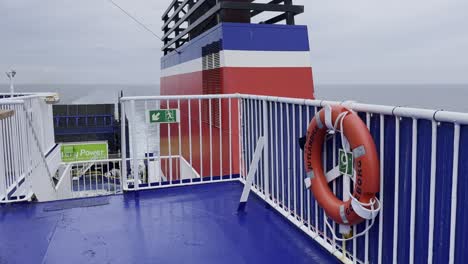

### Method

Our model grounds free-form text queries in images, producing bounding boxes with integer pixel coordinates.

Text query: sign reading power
[61,141,109,162]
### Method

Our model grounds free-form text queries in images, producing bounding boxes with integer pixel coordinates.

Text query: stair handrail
[21,103,56,187]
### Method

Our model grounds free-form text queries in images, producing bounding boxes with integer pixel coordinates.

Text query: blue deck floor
[0,182,337,264]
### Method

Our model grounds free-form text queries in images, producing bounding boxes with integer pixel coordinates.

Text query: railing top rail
[0,99,25,105]
[0,92,33,97]
[54,114,114,118]
[0,92,57,102]
[245,94,468,124]
[63,158,122,166]
[121,93,468,124]
[120,94,241,101]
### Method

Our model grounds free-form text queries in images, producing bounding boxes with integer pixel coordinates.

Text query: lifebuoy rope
[325,196,380,242]
[317,105,381,241]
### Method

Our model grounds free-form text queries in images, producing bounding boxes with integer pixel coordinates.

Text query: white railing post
[262,100,270,201]
[120,101,128,191]
[130,100,139,190]
[378,114,385,264]
[46,102,55,156]
[449,123,460,264]
[393,116,401,263]
[238,98,243,179]
[0,114,6,198]
[409,118,418,264]
[427,121,438,264]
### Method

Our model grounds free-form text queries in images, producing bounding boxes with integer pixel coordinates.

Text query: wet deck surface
[0,182,337,264]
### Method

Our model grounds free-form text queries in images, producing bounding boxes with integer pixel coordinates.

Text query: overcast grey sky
[0,0,467,85]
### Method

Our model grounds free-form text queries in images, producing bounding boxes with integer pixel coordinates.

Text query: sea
[1,83,467,112]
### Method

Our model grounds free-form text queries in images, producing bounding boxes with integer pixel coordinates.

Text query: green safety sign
[148,109,179,123]
[339,149,353,175]
[61,142,108,163]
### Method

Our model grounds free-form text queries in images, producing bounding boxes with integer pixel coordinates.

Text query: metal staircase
[0,94,61,203]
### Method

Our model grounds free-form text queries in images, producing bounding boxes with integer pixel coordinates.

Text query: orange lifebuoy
[304,105,380,226]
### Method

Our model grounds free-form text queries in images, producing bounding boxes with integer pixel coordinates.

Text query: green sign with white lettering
[339,149,354,175]
[61,142,109,162]
[148,109,179,123]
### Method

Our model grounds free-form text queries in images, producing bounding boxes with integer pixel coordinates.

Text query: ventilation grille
[202,41,222,127]
[203,52,221,71]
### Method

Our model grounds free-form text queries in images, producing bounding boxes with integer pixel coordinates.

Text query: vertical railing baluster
[209,98,213,181]
[314,106,319,235]
[286,104,291,212]
[0,113,5,198]
[365,113,371,263]
[178,99,182,183]
[238,98,242,179]
[332,128,337,249]
[306,106,311,232]
[393,116,401,263]
[409,118,418,264]
[145,101,150,185]
[378,114,385,264]
[120,101,127,191]
[449,124,460,264]
[292,104,297,217]
[269,101,275,201]
[167,99,172,184]
[262,99,270,201]
[131,100,139,190]
[323,115,328,241]
[199,99,203,179]
[228,98,232,180]
[280,103,285,207]
[219,98,223,180]
[299,105,304,223]
[247,99,252,183]
[275,102,280,204]
[257,100,262,192]
[427,121,438,264]
[188,99,193,182]
[117,160,120,193]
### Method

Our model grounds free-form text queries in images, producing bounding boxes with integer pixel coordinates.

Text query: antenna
[105,0,182,55]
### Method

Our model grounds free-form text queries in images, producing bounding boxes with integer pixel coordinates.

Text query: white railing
[0,94,57,203]
[0,101,50,202]
[121,93,468,264]
[119,94,241,190]
[63,159,123,198]
[0,101,30,202]
[0,93,56,154]
[2,91,466,263]
[237,94,468,264]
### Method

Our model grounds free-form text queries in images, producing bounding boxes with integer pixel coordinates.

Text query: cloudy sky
[0,0,467,85]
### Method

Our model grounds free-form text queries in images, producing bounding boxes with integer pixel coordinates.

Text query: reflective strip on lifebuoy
[304,105,380,225]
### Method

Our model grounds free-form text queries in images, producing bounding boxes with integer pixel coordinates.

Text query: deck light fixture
[5,70,16,98]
